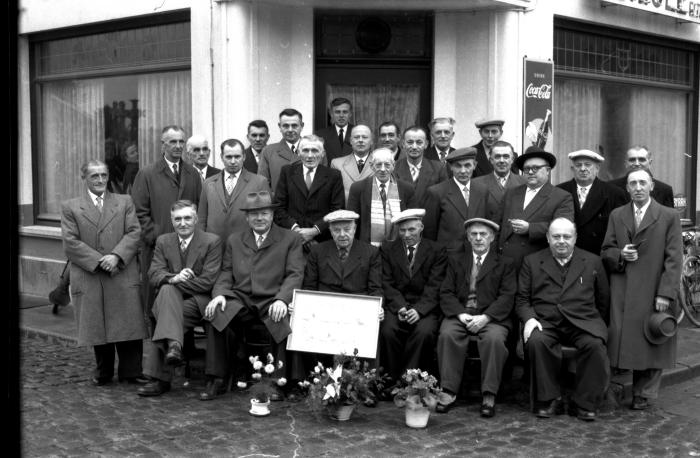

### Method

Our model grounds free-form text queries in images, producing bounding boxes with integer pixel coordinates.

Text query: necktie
[95,196,103,212]
[380,183,387,213]
[200,169,206,182]
[290,144,296,155]
[498,177,507,188]
[475,255,482,274]
[410,166,418,181]
[305,168,313,190]
[256,234,264,248]
[578,187,588,207]
[463,185,470,206]
[467,255,481,311]
[407,246,415,265]
[172,163,178,177]
[226,174,235,194]
[439,151,446,163]
[338,247,348,261]
[635,208,643,229]
[180,238,187,252]
[357,159,365,173]
[338,128,344,147]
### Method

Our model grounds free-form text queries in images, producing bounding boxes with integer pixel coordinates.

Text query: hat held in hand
[643,311,678,345]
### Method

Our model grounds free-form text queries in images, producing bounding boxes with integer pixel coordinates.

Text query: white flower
[277,377,287,387]
[236,381,247,389]
[277,361,284,370]
[267,353,274,364]
[252,373,262,380]
[323,384,337,400]
[264,364,275,374]
[253,361,263,370]
[314,366,321,374]
[313,377,320,384]
[249,355,257,364]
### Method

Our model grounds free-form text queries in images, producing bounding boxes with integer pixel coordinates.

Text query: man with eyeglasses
[188,135,221,182]
[609,145,675,209]
[498,146,574,270]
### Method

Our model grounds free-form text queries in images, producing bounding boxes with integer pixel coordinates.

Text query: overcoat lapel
[165,233,183,273]
[561,255,586,292]
[635,200,661,238]
[291,165,309,197]
[342,243,363,278]
[476,251,496,282]
[540,255,564,287]
[577,179,604,224]
[393,241,411,277]
[97,192,119,231]
[230,169,251,203]
[446,180,468,220]
[523,183,552,219]
[410,243,428,275]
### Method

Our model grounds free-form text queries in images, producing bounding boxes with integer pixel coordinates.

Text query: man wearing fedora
[517,218,610,421]
[200,191,305,401]
[556,149,627,256]
[601,168,682,410]
[436,217,516,418]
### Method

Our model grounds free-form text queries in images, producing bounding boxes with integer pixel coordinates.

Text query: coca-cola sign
[525,83,552,100]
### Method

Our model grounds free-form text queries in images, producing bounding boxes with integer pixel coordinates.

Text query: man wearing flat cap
[436,217,516,418]
[556,149,626,256]
[423,147,488,250]
[471,118,518,179]
[200,191,305,401]
[378,209,447,384]
[498,146,574,270]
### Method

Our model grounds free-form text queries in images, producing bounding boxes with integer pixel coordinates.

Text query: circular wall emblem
[356,17,392,54]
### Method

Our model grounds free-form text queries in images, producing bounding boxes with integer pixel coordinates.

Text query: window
[30,14,191,222]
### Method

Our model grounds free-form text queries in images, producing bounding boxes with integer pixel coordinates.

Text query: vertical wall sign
[523,58,554,153]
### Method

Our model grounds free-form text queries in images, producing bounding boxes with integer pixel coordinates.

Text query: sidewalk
[19,294,700,400]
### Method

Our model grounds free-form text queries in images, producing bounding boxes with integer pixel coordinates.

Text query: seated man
[201,191,305,401]
[516,217,610,421]
[138,200,222,396]
[379,209,446,385]
[436,218,515,418]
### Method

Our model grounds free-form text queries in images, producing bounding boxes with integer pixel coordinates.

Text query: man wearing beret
[498,146,574,270]
[379,209,447,384]
[609,146,675,209]
[436,218,516,417]
[557,149,626,256]
[423,147,488,250]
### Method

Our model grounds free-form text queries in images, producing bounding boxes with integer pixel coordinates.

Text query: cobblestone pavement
[20,334,700,457]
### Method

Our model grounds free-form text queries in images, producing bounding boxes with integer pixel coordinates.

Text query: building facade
[17,0,700,298]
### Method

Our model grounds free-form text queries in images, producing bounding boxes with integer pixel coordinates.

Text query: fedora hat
[643,311,678,345]
[240,191,278,212]
[515,146,557,170]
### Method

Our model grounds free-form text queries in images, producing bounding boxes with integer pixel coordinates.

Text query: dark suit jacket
[557,178,627,255]
[424,145,454,163]
[609,176,675,209]
[422,179,488,249]
[205,166,221,178]
[273,163,345,241]
[472,172,527,224]
[471,142,520,179]
[440,246,516,327]
[315,124,354,163]
[393,157,448,207]
[380,238,446,316]
[303,239,382,297]
[516,247,610,341]
[346,177,415,243]
[243,146,260,174]
[498,182,575,268]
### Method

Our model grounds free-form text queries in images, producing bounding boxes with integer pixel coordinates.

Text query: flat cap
[323,210,360,223]
[568,149,604,162]
[445,147,477,163]
[391,208,426,225]
[464,217,500,232]
[515,145,557,170]
[475,118,505,129]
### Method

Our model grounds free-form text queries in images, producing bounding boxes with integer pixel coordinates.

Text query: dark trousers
[93,339,143,380]
[379,312,440,381]
[526,321,610,411]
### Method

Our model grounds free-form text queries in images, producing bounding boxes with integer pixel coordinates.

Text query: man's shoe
[536,398,564,418]
[119,375,150,385]
[199,378,226,401]
[480,403,496,418]
[164,342,184,366]
[574,406,597,421]
[91,376,112,386]
[435,391,457,414]
[137,380,171,397]
[631,395,649,410]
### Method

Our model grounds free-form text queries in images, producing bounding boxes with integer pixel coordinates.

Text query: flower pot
[249,399,271,417]
[405,406,430,428]
[330,404,355,421]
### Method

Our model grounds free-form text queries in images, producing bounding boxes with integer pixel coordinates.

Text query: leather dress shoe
[91,376,112,386]
[199,378,226,401]
[574,406,597,421]
[480,403,496,418]
[631,395,649,410]
[536,398,564,418]
[435,391,456,414]
[137,380,171,397]
[119,375,149,385]
[165,342,184,367]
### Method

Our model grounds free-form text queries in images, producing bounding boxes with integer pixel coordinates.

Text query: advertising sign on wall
[523,58,553,154]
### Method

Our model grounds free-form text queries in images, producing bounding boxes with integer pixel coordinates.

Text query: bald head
[547,218,577,260]
[350,124,373,157]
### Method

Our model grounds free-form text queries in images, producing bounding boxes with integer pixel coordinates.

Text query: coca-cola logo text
[525,83,552,100]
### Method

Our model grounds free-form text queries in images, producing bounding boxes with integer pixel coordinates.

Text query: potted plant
[392,368,441,428]
[248,353,286,416]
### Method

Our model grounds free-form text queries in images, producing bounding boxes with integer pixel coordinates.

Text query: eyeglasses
[523,165,549,174]
[192,147,210,152]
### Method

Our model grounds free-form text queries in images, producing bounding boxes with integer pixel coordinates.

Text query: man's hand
[404,308,420,325]
[458,313,472,326]
[655,296,671,312]
[397,307,408,322]
[205,295,226,319]
[296,227,319,242]
[523,318,542,344]
[171,267,196,284]
[466,314,490,333]
[621,244,639,262]
[268,300,288,322]
[98,254,120,273]
[509,219,530,235]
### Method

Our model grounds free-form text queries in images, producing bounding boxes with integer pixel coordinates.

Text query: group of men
[61,96,682,423]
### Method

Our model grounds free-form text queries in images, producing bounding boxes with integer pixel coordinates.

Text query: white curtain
[41,80,104,214]
[138,71,192,166]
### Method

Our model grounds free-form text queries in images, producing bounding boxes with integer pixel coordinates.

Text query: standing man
[471,118,510,178]
[243,120,270,174]
[436,218,516,417]
[273,134,345,248]
[517,218,610,420]
[472,141,526,224]
[132,125,202,310]
[188,135,220,182]
[259,108,311,193]
[424,117,456,165]
[202,191,305,401]
[377,121,403,162]
[347,148,415,246]
[314,97,354,163]
[610,145,675,209]
[62,159,146,385]
[379,209,447,385]
[393,126,447,207]
[137,200,222,397]
[331,124,375,202]
[197,138,270,244]
[601,168,682,410]
[498,146,574,269]
[423,147,488,250]
[557,149,626,256]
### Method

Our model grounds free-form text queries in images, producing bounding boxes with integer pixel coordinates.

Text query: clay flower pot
[405,405,430,428]
[330,403,355,421]
[249,399,271,417]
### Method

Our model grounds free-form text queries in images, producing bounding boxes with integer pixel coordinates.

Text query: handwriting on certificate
[286,289,382,359]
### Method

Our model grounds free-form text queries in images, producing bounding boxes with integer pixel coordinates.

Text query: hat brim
[240,203,279,212]
[643,313,678,345]
[515,151,557,170]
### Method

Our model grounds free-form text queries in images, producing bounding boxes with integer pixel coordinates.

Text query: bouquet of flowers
[249,353,286,403]
[391,368,441,410]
